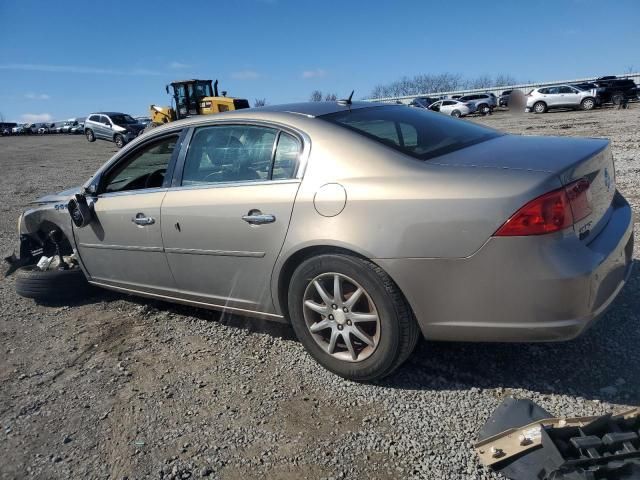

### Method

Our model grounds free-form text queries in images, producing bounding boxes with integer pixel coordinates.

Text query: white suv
[526,85,598,113]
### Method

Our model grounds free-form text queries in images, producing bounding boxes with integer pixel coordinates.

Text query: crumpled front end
[4,188,79,276]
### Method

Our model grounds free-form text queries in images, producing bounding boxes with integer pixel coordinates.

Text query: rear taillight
[494,179,591,236]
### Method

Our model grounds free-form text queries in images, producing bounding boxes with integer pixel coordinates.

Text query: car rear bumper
[376,191,634,342]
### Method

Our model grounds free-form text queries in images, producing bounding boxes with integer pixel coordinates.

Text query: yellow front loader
[149,79,250,126]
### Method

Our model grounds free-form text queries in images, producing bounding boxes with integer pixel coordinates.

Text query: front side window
[558,86,573,94]
[102,135,178,193]
[320,106,499,161]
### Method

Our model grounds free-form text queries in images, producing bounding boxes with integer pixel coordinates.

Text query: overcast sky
[0,0,638,122]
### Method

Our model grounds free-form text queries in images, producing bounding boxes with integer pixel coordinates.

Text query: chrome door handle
[242,210,276,225]
[132,213,155,226]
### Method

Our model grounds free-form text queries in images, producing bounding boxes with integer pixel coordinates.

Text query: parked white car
[427,99,475,117]
[526,85,598,113]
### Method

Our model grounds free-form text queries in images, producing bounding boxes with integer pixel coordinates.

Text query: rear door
[440,100,456,114]
[545,87,561,106]
[161,123,304,314]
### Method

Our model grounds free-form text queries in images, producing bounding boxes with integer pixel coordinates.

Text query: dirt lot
[1,107,639,480]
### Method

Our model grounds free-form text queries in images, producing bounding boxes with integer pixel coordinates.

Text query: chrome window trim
[97,187,169,199]
[171,178,300,193]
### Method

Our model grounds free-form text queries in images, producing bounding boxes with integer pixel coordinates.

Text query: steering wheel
[144,168,166,189]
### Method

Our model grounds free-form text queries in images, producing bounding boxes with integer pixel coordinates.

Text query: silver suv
[526,85,598,113]
[457,93,497,114]
[84,112,145,148]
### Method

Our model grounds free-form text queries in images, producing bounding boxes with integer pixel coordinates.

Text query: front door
[75,133,182,294]
[161,123,303,314]
[559,86,581,107]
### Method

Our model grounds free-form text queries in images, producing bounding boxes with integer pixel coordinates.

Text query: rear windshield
[319,106,500,161]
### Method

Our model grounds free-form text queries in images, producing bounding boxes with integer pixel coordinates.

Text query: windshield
[194,82,213,97]
[319,106,501,161]
[110,114,138,125]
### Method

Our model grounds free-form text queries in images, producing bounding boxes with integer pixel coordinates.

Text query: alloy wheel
[302,272,381,362]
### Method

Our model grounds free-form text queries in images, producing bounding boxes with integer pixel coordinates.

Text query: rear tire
[287,254,420,382]
[533,101,547,114]
[85,129,95,142]
[114,134,125,149]
[15,266,92,303]
[581,97,595,111]
[478,103,490,115]
[451,110,461,118]
[611,93,624,105]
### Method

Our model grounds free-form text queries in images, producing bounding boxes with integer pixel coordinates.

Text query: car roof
[142,101,396,133]
[90,112,128,116]
[250,101,381,117]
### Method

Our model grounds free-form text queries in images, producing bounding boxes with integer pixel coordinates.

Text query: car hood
[31,186,81,204]
[117,123,144,132]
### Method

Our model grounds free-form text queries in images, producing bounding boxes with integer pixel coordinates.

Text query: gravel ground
[1,106,639,480]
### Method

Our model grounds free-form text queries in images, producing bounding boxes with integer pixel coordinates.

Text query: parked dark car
[499,90,513,107]
[409,97,441,108]
[0,122,17,136]
[589,76,637,105]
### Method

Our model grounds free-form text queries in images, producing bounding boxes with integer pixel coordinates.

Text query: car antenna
[337,90,354,106]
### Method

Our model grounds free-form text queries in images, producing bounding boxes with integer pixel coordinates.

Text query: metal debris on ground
[475,398,640,479]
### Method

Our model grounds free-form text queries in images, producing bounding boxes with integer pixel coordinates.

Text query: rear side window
[272,133,301,180]
[88,115,100,122]
[320,106,500,161]
[182,125,278,185]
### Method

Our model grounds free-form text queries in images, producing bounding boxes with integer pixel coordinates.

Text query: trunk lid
[432,134,616,242]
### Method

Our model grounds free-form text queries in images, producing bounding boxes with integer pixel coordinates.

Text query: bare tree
[493,74,517,87]
[0,111,4,123]
[370,72,519,98]
[254,98,267,107]
[309,90,323,102]
[624,65,636,75]
[324,93,337,102]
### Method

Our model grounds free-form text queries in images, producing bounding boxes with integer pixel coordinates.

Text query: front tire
[533,101,547,114]
[581,97,595,110]
[85,129,95,142]
[114,134,125,149]
[288,254,419,382]
[15,266,91,303]
[451,110,461,118]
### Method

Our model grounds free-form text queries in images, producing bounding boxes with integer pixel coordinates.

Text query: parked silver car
[85,112,145,148]
[7,102,633,381]
[526,85,598,113]
[457,93,497,114]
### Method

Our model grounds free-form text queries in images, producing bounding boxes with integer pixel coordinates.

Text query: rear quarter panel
[271,124,561,312]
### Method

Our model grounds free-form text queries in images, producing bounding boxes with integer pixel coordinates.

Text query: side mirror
[68,193,94,228]
[84,183,97,196]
